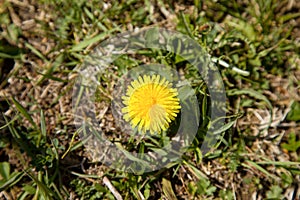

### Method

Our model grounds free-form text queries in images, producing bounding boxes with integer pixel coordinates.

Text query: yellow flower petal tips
[121,74,181,134]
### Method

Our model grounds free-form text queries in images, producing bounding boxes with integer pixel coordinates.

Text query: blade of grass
[70,28,118,52]
[37,53,65,85]
[0,114,18,130]
[212,120,236,135]
[61,127,81,159]
[183,160,208,179]
[0,171,25,191]
[242,160,278,180]
[257,161,300,166]
[227,88,273,127]
[26,171,59,200]
[0,52,21,59]
[36,110,47,148]
[115,142,150,166]
[70,171,104,179]
[25,43,48,62]
[11,97,37,129]
[40,110,46,138]
[227,89,272,109]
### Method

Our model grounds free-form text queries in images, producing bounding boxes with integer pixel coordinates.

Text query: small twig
[211,57,250,76]
[80,157,86,173]
[103,176,123,200]
[157,0,173,20]
[7,5,21,26]
[138,190,145,200]
[0,191,12,200]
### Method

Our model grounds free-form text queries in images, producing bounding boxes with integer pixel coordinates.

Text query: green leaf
[115,143,149,165]
[7,24,21,43]
[183,161,208,179]
[226,18,257,41]
[249,57,262,67]
[83,7,94,21]
[286,101,300,121]
[281,132,300,152]
[266,185,283,199]
[0,52,21,59]
[143,184,151,199]
[280,12,300,23]
[212,120,235,135]
[40,110,46,138]
[22,184,36,194]
[162,178,177,200]
[0,162,10,180]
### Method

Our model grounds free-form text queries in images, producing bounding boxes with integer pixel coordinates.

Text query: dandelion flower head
[121,74,181,134]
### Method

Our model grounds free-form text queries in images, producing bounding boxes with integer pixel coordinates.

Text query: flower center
[151,97,157,105]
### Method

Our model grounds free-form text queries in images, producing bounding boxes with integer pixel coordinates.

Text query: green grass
[0,0,300,199]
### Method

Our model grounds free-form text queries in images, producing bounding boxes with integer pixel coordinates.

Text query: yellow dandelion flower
[121,74,181,134]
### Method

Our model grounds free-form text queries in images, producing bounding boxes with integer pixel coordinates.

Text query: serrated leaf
[281,132,300,152]
[266,185,283,199]
[226,19,256,41]
[227,89,272,109]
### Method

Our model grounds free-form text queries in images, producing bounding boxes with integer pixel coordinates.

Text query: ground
[0,0,300,199]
